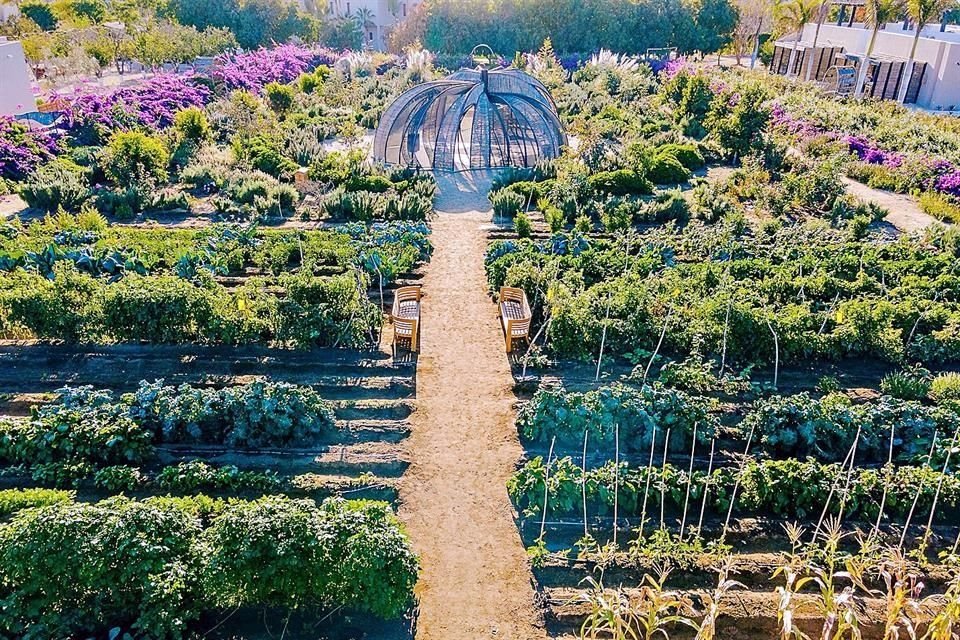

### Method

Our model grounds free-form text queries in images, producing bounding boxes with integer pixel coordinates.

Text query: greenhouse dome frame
[372,67,566,171]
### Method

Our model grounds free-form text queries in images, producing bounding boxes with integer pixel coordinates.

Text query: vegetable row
[0,495,417,638]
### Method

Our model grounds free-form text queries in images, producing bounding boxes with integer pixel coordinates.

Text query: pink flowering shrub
[0,117,61,180]
[67,75,211,144]
[211,44,334,93]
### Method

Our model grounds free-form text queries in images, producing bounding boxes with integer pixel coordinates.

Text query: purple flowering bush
[67,75,211,144]
[0,117,61,181]
[211,44,324,94]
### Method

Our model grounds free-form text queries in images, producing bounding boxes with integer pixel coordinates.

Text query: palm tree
[354,6,376,48]
[895,0,958,101]
[776,0,821,77]
[803,0,832,80]
[854,0,905,97]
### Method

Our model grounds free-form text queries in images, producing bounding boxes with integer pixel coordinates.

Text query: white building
[0,3,19,22]
[772,12,960,110]
[0,39,37,116]
[324,0,422,51]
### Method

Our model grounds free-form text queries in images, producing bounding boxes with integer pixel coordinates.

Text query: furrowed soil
[398,171,546,640]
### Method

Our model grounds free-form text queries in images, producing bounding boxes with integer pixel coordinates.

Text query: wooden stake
[613,423,620,547]
[721,425,755,544]
[539,437,556,543]
[643,307,673,386]
[638,424,658,542]
[659,427,671,531]
[582,430,589,540]
[870,420,897,541]
[697,437,716,536]
[899,431,939,551]
[679,422,698,541]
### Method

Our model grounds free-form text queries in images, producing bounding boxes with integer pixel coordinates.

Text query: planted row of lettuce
[519,383,958,464]
[0,495,417,638]
[485,224,960,365]
[509,456,960,524]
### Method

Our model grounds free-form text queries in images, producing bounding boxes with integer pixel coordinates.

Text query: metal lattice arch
[373,67,566,171]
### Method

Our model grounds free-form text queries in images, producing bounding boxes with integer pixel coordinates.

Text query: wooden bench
[392,286,422,352]
[499,287,532,353]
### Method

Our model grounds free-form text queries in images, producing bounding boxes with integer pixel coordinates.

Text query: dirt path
[840,176,939,233]
[398,171,546,640]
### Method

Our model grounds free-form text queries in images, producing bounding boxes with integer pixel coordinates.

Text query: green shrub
[588,170,653,195]
[101,131,170,190]
[345,174,393,193]
[0,497,203,638]
[655,143,704,170]
[19,160,90,212]
[100,275,215,342]
[0,406,153,467]
[264,82,296,113]
[930,372,960,404]
[243,136,299,179]
[514,211,533,238]
[690,181,734,222]
[173,107,211,142]
[919,192,960,224]
[647,153,691,185]
[543,205,565,232]
[200,496,418,617]
[645,189,690,223]
[880,366,932,401]
[156,460,282,492]
[0,488,73,517]
[491,189,525,219]
[93,465,146,492]
[19,0,58,29]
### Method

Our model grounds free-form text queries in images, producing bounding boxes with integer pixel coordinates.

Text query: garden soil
[397,171,547,640]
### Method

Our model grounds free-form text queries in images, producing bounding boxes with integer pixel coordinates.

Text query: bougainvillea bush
[211,44,333,94]
[66,74,212,144]
[0,117,60,181]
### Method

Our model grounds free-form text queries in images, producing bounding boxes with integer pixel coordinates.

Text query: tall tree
[775,0,820,76]
[854,0,904,96]
[895,0,957,101]
[731,0,776,67]
[803,0,831,79]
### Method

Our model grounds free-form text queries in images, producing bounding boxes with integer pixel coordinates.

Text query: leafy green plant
[929,372,960,404]
[881,365,933,401]
[514,211,533,238]
[155,460,282,492]
[0,487,74,517]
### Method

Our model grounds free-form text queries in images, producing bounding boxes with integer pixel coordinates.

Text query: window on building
[369,31,374,41]
[403,3,407,16]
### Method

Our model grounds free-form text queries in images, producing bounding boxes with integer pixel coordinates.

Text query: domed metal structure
[373,68,566,171]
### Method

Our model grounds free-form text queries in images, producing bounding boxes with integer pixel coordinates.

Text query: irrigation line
[539,436,557,543]
[697,437,717,535]
[899,431,939,551]
[679,422,698,541]
[638,424,658,542]
[721,424,755,545]
[659,427,671,531]
[870,421,898,541]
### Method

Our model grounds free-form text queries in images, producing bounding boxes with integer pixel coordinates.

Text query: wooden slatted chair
[499,287,532,353]
[391,285,422,352]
